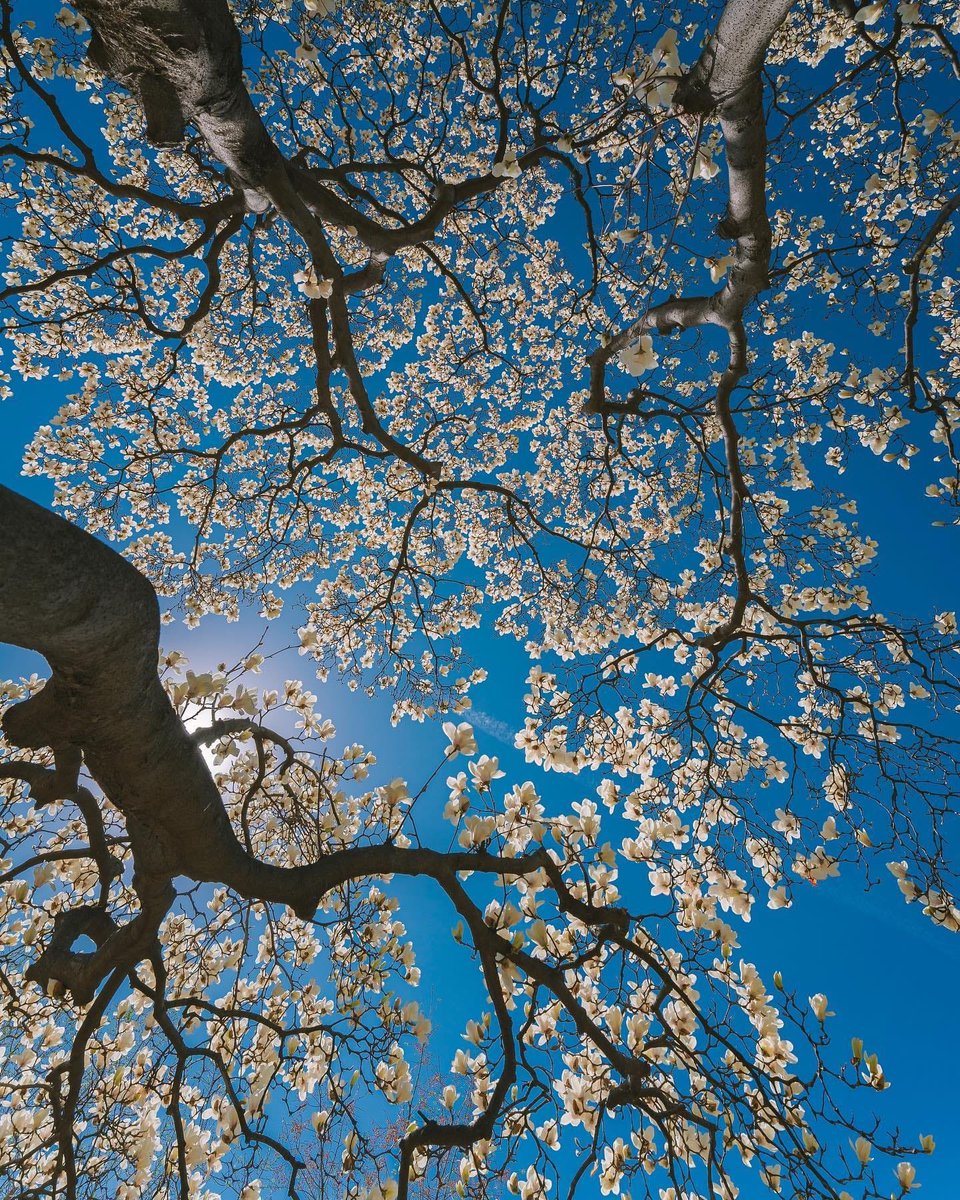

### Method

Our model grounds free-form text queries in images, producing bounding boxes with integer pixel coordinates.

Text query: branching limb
[902,191,959,448]
[75,0,286,211]
[588,0,792,408]
[586,0,792,652]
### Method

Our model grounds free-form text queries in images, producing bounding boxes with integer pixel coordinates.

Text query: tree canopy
[0,0,958,1197]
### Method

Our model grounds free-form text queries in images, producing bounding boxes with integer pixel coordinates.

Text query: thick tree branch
[586,0,793,650]
[587,0,794,405]
[0,488,625,996]
[0,485,250,890]
[75,0,286,211]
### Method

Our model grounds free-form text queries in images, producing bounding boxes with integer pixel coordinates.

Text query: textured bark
[0,486,248,884]
[674,0,795,112]
[76,0,285,210]
[0,489,427,904]
[672,0,794,319]
[588,0,794,403]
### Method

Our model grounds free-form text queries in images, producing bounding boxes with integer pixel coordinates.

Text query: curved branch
[588,0,793,408]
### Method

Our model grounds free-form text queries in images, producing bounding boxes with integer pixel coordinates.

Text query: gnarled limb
[0,490,610,976]
[63,0,553,479]
[0,485,250,887]
[24,873,173,1006]
[76,0,285,211]
[588,0,794,402]
[0,485,703,1179]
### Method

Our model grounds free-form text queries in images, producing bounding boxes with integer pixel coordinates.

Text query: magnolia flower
[443,720,477,757]
[767,885,791,909]
[862,1052,889,1090]
[295,40,320,62]
[528,918,550,950]
[620,334,659,376]
[380,778,409,806]
[645,74,678,108]
[773,807,801,841]
[693,148,720,180]
[518,1164,552,1200]
[894,1161,917,1191]
[56,6,89,29]
[852,1135,872,1165]
[366,1181,399,1200]
[459,814,496,846]
[854,2,884,23]
[652,27,679,72]
[469,754,505,789]
[536,1119,561,1150]
[708,253,733,282]
[492,151,521,178]
[809,993,835,1022]
[293,267,334,299]
[641,28,681,106]
[463,1018,485,1045]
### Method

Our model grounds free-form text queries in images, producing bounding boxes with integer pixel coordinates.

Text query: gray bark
[675,0,795,111]
[585,0,794,653]
[77,0,285,210]
[589,0,794,399]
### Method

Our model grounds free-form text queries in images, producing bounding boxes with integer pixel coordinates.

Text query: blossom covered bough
[0,486,940,1199]
[0,0,958,1197]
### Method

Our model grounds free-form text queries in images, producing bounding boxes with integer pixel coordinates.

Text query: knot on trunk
[2,676,81,752]
[25,906,119,1006]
